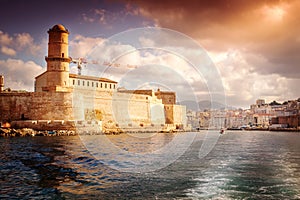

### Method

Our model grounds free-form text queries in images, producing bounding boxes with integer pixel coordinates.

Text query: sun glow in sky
[1,0,300,108]
[263,6,286,22]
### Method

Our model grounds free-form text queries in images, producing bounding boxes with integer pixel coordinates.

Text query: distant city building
[187,98,300,130]
[256,99,265,107]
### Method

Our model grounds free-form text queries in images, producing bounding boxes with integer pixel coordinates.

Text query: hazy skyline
[1,0,299,108]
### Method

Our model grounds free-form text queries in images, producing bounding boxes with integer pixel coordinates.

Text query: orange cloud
[124,0,300,106]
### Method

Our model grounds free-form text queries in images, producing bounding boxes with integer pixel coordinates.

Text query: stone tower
[45,24,71,91]
[35,24,71,92]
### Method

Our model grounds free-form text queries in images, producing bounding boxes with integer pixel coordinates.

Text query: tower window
[105,83,107,88]
[114,84,116,89]
[92,82,94,87]
[83,81,85,86]
[101,83,103,88]
[87,81,89,86]
[73,80,75,85]
[110,84,112,89]
[62,53,64,57]
[78,80,80,85]
[96,83,98,87]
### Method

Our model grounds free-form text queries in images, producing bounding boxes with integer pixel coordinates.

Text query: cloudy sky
[0,0,299,108]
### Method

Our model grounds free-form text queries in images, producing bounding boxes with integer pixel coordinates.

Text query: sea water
[0,131,299,199]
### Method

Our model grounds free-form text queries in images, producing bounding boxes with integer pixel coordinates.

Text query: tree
[269,100,281,106]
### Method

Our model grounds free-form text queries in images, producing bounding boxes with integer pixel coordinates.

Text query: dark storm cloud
[0,0,143,39]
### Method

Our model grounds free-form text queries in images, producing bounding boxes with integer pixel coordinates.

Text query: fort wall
[173,104,187,127]
[0,92,73,122]
[0,88,167,131]
[72,89,165,128]
[164,104,187,127]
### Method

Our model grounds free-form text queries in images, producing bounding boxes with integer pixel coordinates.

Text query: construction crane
[71,57,88,75]
[71,57,138,75]
[103,61,138,69]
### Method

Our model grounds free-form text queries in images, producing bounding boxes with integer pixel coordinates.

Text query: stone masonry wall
[72,89,162,127]
[0,92,73,122]
[0,89,167,130]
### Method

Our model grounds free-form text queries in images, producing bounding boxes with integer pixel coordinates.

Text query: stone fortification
[71,88,166,131]
[0,88,168,132]
[0,92,73,122]
[0,24,187,133]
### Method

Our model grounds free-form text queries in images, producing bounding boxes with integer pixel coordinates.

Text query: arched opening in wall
[21,114,25,120]
[62,53,64,57]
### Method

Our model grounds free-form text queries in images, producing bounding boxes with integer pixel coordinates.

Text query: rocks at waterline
[0,128,77,137]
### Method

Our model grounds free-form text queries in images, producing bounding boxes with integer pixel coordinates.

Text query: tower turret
[35,24,71,92]
[45,24,71,91]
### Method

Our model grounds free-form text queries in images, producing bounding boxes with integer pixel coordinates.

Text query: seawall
[0,92,73,122]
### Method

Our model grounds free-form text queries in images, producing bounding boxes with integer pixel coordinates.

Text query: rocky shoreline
[0,127,185,137]
[0,128,80,137]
